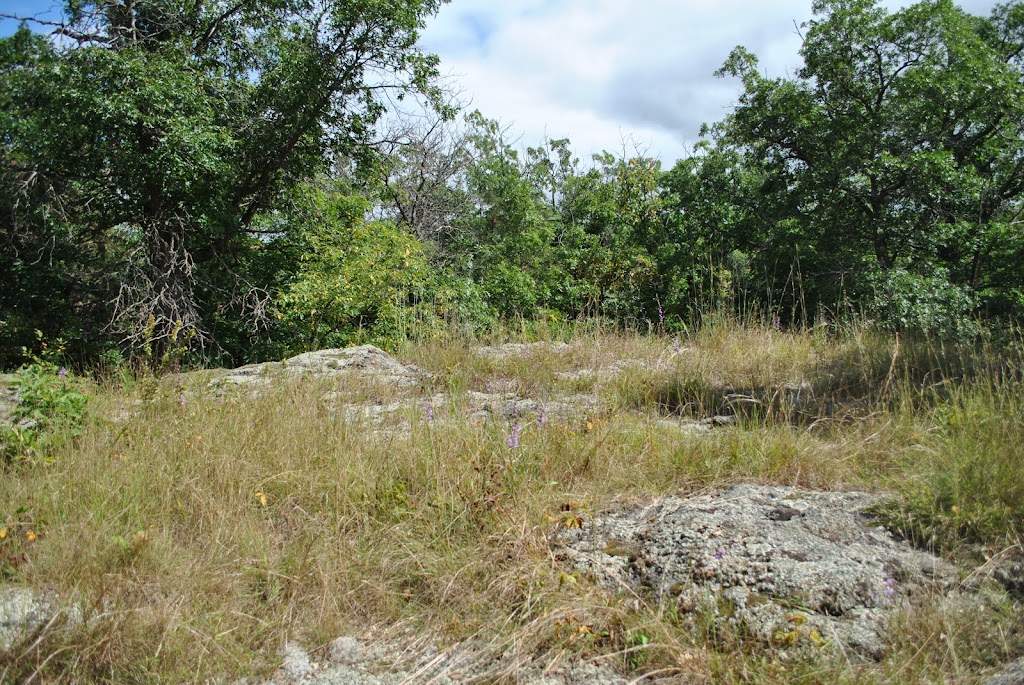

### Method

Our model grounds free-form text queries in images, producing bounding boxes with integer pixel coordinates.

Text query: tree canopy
[1,0,447,362]
[3,0,1024,368]
[695,0,1024,331]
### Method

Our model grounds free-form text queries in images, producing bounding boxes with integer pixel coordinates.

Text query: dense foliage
[1,0,448,366]
[2,0,1023,368]
[699,0,1024,333]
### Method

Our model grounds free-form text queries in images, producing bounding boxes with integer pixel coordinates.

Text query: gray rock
[466,391,602,423]
[277,643,313,683]
[258,635,629,685]
[328,636,363,665]
[654,418,712,435]
[0,587,60,652]
[991,547,1024,598]
[554,359,655,384]
[217,346,424,389]
[557,484,957,658]
[0,374,18,428]
[473,342,571,359]
[701,415,737,427]
[987,658,1024,685]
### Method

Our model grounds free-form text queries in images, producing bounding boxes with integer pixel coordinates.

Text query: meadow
[1,319,1022,684]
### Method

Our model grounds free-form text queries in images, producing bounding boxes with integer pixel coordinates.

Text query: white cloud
[420,0,1001,165]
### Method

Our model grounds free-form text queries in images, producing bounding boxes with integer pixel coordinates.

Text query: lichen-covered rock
[328,636,363,665]
[216,346,424,388]
[553,359,657,384]
[0,587,68,652]
[277,643,314,683]
[466,391,602,423]
[556,484,957,658]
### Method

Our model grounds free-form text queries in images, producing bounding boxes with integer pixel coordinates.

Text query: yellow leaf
[255,492,267,507]
[0,527,7,540]
[26,530,37,542]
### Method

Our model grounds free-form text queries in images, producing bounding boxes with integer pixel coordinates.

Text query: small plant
[625,628,652,669]
[0,505,45,580]
[1,335,89,465]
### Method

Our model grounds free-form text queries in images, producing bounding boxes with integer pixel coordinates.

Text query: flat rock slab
[246,636,629,685]
[216,346,424,388]
[557,484,957,658]
[465,391,602,423]
[554,359,656,383]
[473,342,571,359]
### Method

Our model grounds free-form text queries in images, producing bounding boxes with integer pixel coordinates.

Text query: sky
[1,0,1003,165]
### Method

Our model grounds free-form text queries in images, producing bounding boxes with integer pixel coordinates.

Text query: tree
[708,0,1024,332]
[370,106,474,243]
[558,149,665,320]
[0,0,448,364]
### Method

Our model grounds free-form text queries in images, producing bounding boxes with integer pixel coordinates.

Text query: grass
[1,319,1022,683]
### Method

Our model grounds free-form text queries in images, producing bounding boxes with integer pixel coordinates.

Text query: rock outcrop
[557,484,958,658]
[215,346,425,388]
[987,657,1024,685]
[473,342,571,359]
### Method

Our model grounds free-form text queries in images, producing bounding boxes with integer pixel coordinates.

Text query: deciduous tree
[0,0,448,363]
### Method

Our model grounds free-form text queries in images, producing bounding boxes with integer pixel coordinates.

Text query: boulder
[557,484,957,658]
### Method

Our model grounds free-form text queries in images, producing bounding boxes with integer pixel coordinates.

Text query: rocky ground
[2,343,1022,683]
[557,484,956,659]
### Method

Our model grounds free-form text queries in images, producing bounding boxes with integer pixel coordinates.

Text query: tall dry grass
[1,319,1021,683]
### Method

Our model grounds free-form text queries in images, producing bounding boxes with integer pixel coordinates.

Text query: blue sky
[2,0,1003,163]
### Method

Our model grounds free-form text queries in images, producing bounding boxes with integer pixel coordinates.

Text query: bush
[866,268,979,338]
[265,183,495,353]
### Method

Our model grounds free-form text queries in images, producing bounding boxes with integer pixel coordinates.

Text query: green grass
[1,320,1022,683]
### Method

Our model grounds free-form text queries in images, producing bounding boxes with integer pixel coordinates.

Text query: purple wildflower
[537,406,547,428]
[884,577,896,605]
[426,405,434,422]
[58,367,67,378]
[507,422,521,449]
[713,548,725,561]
